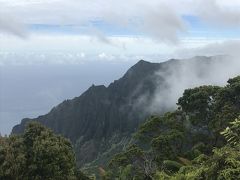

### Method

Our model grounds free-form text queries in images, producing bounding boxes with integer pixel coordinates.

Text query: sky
[0,0,240,62]
[0,0,240,134]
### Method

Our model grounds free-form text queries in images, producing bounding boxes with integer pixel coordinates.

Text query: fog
[0,62,133,135]
[147,55,240,114]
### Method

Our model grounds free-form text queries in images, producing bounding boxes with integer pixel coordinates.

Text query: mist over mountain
[12,55,240,166]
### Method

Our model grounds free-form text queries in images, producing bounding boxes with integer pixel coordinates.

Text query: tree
[154,118,240,180]
[0,122,90,180]
[105,76,240,180]
[177,85,220,125]
[211,76,240,145]
[221,117,240,146]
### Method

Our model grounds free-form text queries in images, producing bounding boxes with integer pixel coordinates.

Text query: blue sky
[27,15,240,39]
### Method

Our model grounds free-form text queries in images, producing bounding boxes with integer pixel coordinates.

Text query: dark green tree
[0,122,90,180]
[105,76,240,180]
[155,117,240,180]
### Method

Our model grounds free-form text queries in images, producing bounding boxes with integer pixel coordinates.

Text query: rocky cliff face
[12,56,227,166]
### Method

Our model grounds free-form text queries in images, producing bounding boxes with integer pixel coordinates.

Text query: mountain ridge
[12,56,228,166]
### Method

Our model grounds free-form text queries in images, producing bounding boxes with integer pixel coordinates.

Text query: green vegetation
[3,75,240,179]
[102,76,240,179]
[0,122,90,180]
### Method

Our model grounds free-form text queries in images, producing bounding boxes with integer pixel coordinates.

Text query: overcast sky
[0,0,240,134]
[0,0,240,63]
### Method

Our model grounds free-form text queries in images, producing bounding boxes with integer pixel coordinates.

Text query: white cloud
[174,39,240,59]
[194,0,240,28]
[98,53,107,59]
[144,55,240,114]
[79,52,85,58]
[1,33,237,65]
[0,0,188,43]
[0,0,239,44]
[139,3,185,43]
[0,12,27,37]
[0,34,175,55]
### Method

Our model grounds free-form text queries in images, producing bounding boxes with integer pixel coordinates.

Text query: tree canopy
[2,76,240,179]
[102,76,240,179]
[0,122,90,180]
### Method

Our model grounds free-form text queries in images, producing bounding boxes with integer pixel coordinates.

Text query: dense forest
[1,75,240,179]
[101,76,240,180]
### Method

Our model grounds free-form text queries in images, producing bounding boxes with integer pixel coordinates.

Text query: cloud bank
[146,55,240,114]
[1,0,240,42]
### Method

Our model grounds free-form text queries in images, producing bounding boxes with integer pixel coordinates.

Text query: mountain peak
[136,59,150,64]
[131,60,153,70]
[12,55,225,167]
[122,60,160,80]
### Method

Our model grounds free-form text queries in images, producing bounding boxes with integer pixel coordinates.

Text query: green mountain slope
[104,76,240,179]
[12,56,231,168]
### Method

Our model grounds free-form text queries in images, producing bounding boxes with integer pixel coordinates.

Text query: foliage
[0,122,90,180]
[211,76,240,144]
[177,85,220,124]
[104,76,240,180]
[221,117,240,146]
[4,75,240,179]
[155,116,240,180]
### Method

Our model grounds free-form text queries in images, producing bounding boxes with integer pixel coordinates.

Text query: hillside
[12,56,231,167]
[5,74,240,179]
[103,75,240,179]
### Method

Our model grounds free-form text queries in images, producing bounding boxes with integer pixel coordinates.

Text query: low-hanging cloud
[174,40,240,59]
[144,55,240,114]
